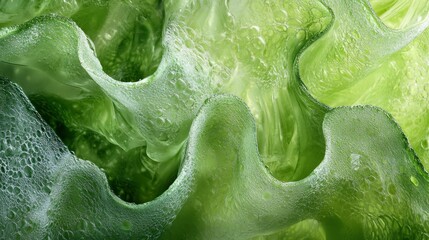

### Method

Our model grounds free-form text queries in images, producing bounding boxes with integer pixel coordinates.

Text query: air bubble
[5,147,14,157]
[410,176,419,187]
[36,129,43,138]
[23,166,33,178]
[7,210,15,219]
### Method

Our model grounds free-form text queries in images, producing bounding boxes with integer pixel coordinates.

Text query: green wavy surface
[1,0,429,239]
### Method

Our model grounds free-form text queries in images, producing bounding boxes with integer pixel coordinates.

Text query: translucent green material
[2,79,429,239]
[0,79,192,239]
[1,0,429,239]
[301,0,429,166]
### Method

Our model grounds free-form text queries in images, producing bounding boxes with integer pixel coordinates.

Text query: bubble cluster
[0,74,198,238]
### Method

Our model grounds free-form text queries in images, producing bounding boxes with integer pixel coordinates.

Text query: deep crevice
[71,0,165,82]
[31,96,178,204]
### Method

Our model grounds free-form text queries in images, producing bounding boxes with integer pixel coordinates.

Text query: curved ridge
[1,0,429,239]
[300,0,429,166]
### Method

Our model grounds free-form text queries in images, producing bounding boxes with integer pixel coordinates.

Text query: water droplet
[410,176,419,187]
[388,184,396,195]
[421,139,429,150]
[43,185,51,194]
[158,132,169,142]
[79,219,88,230]
[121,220,132,231]
[250,25,261,32]
[350,153,361,170]
[239,163,244,172]
[263,192,272,200]
[257,36,266,46]
[175,79,187,90]
[104,33,112,40]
